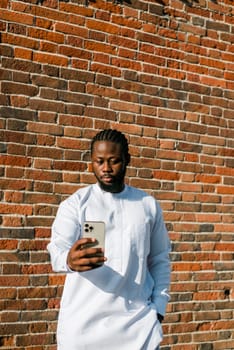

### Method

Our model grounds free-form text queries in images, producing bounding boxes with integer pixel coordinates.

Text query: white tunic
[47,184,171,350]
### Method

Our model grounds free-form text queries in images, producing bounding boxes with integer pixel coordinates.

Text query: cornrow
[91,129,130,163]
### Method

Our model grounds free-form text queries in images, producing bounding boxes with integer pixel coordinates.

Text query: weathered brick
[0,154,31,167]
[16,333,54,346]
[7,119,27,131]
[0,0,233,349]
[0,203,33,215]
[0,106,37,120]
[0,276,29,286]
[27,121,63,136]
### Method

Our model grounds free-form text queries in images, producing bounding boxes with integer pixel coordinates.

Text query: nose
[103,161,112,172]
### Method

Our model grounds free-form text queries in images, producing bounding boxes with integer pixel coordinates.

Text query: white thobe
[47,184,171,350]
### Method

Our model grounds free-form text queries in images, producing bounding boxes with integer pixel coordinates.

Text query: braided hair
[91,129,130,164]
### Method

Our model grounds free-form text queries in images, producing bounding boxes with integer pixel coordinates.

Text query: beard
[94,171,126,193]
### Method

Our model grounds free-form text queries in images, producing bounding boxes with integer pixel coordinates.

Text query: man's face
[91,141,127,193]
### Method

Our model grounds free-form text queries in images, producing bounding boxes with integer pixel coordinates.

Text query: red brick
[16,333,54,346]
[217,186,234,195]
[28,27,64,44]
[10,95,29,108]
[21,264,51,275]
[91,62,121,77]
[215,242,234,251]
[195,174,221,184]
[33,159,52,170]
[33,52,68,66]
[27,121,63,135]
[34,228,51,238]
[1,33,39,50]
[1,8,34,25]
[0,154,31,167]
[18,240,48,251]
[38,111,57,123]
[28,146,63,159]
[0,1,233,348]
[2,216,23,227]
[55,21,88,37]
[37,134,56,147]
[2,81,38,96]
[0,178,33,191]
[14,47,33,60]
[153,170,179,181]
[0,203,32,215]
[0,276,29,286]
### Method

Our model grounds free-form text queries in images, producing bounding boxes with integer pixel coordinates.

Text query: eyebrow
[95,156,120,160]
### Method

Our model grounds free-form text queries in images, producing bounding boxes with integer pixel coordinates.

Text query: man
[47,129,171,350]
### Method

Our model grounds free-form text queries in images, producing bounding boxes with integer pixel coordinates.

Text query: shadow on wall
[112,0,218,4]
[36,0,218,6]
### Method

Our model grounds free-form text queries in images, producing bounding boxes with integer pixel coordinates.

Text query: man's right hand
[67,238,107,272]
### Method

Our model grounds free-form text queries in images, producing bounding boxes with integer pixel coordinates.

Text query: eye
[95,159,103,165]
[110,158,121,165]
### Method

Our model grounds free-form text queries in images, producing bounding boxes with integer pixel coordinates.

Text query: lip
[102,176,114,183]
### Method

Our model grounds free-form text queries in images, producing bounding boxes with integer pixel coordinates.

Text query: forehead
[92,141,122,156]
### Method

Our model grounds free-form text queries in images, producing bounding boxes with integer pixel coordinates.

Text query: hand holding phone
[67,221,106,272]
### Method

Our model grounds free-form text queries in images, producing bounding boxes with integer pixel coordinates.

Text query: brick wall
[0,0,234,349]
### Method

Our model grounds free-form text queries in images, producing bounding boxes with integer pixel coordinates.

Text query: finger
[68,247,103,267]
[80,246,104,256]
[81,256,106,265]
[79,238,96,249]
[70,256,106,272]
[74,250,106,264]
[71,238,96,251]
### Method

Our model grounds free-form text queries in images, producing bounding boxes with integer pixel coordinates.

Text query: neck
[98,182,125,193]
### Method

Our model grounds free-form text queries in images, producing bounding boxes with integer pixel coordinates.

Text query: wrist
[157,313,164,323]
[66,253,75,272]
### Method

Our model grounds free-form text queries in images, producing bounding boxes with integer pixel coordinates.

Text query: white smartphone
[82,221,105,250]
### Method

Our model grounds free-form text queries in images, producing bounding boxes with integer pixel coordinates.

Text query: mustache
[101,175,114,180]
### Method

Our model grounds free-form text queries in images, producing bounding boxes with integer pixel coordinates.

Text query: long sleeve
[47,194,80,272]
[148,202,171,316]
